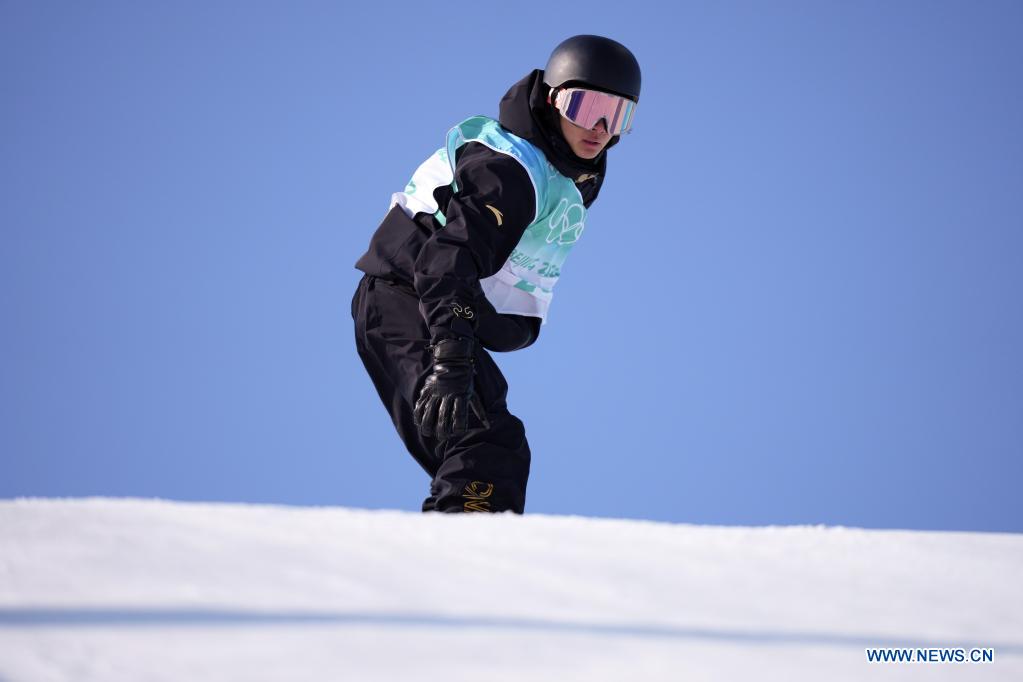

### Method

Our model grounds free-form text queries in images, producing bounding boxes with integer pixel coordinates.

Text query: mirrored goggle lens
[554,88,637,135]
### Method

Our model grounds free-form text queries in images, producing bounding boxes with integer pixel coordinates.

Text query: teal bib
[391,116,587,325]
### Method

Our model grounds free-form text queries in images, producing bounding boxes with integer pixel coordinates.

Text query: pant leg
[431,346,531,514]
[351,274,443,482]
[351,273,532,513]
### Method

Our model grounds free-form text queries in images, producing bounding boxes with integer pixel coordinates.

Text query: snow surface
[1,498,1021,681]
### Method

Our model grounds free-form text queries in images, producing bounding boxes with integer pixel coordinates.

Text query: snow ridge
[1,498,1021,681]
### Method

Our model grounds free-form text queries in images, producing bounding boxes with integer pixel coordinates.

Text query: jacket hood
[498,69,611,207]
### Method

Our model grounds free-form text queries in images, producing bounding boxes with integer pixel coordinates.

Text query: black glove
[413,337,491,440]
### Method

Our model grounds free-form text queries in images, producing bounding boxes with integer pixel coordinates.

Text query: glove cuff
[428,336,475,360]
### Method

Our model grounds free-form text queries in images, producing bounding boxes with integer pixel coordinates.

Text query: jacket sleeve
[412,142,537,342]
[475,303,542,353]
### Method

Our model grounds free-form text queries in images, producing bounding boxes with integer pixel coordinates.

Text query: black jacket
[354,70,607,352]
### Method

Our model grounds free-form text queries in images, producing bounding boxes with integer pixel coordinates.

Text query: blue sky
[2,1,1021,531]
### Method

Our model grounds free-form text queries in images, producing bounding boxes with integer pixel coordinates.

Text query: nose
[592,119,609,134]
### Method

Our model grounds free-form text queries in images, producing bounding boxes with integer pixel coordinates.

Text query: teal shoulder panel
[445,116,545,220]
[437,116,589,325]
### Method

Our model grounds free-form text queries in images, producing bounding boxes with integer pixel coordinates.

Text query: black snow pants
[350,273,532,513]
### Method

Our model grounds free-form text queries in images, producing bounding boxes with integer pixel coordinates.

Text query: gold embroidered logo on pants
[463,481,495,512]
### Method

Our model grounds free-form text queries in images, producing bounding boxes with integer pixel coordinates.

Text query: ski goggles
[553,87,637,135]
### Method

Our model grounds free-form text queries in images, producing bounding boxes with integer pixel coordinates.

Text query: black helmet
[543,35,641,102]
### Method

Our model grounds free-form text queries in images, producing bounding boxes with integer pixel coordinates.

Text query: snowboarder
[351,35,641,514]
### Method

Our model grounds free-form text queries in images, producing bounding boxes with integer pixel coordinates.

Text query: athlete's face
[557,112,612,160]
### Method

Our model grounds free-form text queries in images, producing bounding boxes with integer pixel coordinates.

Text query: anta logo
[485,204,504,226]
[463,481,494,512]
[452,302,475,320]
